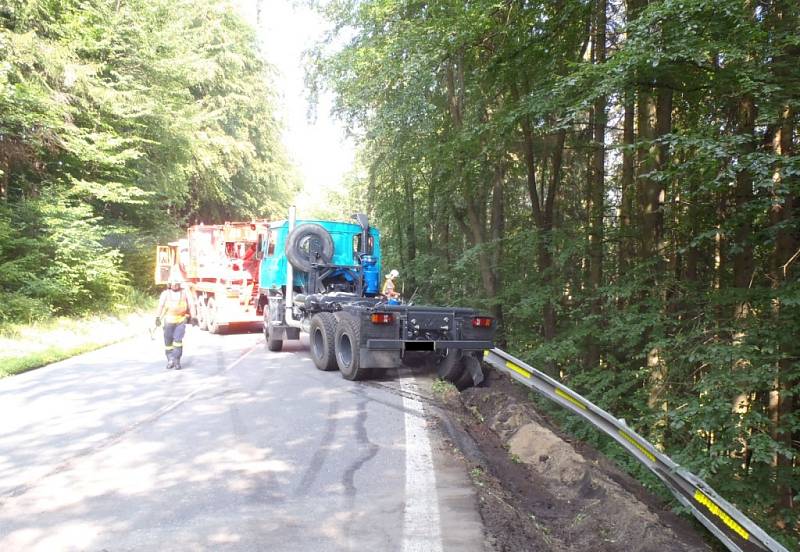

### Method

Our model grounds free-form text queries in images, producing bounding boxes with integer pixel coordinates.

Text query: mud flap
[464,354,484,387]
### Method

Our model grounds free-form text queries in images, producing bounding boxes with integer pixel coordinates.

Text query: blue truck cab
[258,218,381,294]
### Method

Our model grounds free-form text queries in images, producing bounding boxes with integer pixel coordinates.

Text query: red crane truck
[154,221,270,333]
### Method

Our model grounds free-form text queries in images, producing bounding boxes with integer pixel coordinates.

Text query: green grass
[0,293,157,378]
[431,377,457,395]
[469,466,485,485]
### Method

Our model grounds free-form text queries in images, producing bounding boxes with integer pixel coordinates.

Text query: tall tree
[312,1,800,544]
[0,0,297,319]
[586,0,607,369]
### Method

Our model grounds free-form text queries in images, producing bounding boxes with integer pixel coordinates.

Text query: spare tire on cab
[285,223,334,272]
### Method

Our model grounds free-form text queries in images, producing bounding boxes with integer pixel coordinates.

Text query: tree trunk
[519,114,564,374]
[541,130,567,374]
[637,87,658,264]
[685,173,699,284]
[443,214,451,265]
[733,95,756,320]
[763,3,800,514]
[585,0,606,370]
[452,184,502,321]
[395,216,405,272]
[646,88,673,446]
[521,115,543,228]
[655,86,672,259]
[425,180,434,253]
[490,164,506,338]
[638,66,671,445]
[0,156,8,202]
[403,176,417,268]
[619,89,635,277]
[769,104,797,514]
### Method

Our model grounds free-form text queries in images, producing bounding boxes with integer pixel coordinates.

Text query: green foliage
[312,0,800,546]
[0,198,128,321]
[0,0,298,323]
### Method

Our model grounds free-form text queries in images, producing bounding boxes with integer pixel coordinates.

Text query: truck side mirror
[255,234,264,261]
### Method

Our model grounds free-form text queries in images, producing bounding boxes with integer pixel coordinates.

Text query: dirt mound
[434,370,710,552]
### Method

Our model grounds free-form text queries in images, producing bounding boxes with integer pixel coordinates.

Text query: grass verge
[0,294,157,378]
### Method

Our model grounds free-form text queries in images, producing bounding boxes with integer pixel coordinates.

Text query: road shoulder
[426,370,711,552]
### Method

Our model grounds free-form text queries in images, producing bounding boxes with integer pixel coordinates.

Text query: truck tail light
[370,313,394,325]
[472,316,493,328]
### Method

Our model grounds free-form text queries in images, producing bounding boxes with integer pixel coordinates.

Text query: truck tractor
[258,207,497,387]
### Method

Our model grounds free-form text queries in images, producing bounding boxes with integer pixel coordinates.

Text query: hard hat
[385,269,399,279]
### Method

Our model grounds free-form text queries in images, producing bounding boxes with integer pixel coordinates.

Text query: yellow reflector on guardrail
[505,360,532,379]
[555,388,587,410]
[618,429,656,462]
[694,490,750,541]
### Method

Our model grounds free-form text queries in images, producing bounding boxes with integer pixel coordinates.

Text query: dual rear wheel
[309,313,337,371]
[309,313,365,380]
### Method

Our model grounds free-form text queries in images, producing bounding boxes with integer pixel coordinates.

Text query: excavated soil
[431,369,712,552]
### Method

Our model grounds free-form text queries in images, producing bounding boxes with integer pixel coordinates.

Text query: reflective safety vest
[164,290,190,324]
[382,278,396,296]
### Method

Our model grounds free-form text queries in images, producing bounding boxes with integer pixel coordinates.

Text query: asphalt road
[0,328,484,551]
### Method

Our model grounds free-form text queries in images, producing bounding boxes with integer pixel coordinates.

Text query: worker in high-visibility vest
[382,269,400,301]
[155,276,197,370]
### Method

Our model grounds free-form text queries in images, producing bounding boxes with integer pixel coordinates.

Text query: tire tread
[310,312,337,370]
[335,314,365,381]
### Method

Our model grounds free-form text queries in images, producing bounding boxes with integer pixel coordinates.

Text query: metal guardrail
[483,348,788,552]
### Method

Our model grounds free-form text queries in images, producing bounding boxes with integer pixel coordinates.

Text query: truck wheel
[207,297,221,334]
[285,223,334,272]
[265,319,283,352]
[310,313,337,371]
[335,315,365,381]
[454,354,485,390]
[435,349,466,383]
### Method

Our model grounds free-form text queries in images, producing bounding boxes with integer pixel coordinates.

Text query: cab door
[154,245,176,285]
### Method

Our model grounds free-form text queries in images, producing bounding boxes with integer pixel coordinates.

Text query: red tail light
[472,316,493,328]
[370,313,394,325]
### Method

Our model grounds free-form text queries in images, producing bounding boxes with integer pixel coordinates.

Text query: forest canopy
[309,0,800,545]
[0,0,298,322]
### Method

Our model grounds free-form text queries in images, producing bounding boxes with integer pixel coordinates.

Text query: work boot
[174,359,182,370]
[165,360,174,370]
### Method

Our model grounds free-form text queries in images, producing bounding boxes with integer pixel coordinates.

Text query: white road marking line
[400,376,443,552]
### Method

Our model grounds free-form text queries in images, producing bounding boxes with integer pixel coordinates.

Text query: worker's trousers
[163,322,187,362]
